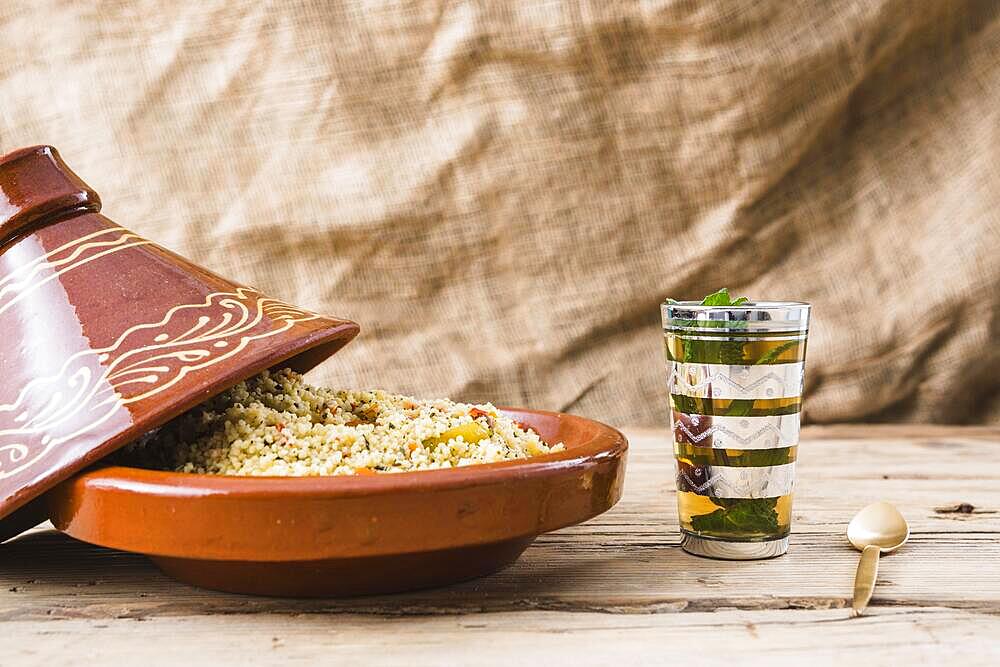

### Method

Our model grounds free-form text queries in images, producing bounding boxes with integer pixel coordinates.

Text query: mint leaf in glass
[667,289,751,364]
[700,288,748,307]
[689,497,780,536]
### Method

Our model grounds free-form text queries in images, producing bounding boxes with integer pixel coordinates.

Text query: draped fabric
[1,0,997,426]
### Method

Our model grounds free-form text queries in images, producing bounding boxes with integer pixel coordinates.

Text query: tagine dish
[0,145,628,597]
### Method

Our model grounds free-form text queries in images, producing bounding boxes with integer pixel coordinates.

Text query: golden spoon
[847,501,909,617]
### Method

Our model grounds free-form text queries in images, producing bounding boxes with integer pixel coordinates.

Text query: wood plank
[2,527,998,618]
[4,608,1000,666]
[1,426,998,663]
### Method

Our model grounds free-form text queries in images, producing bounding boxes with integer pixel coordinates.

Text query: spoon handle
[852,544,881,616]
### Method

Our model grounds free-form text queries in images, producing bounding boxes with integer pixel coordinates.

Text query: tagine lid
[0,146,360,541]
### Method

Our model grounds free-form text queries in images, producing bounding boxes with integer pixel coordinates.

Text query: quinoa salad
[121,368,564,476]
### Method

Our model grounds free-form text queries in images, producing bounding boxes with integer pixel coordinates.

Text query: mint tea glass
[662,301,810,559]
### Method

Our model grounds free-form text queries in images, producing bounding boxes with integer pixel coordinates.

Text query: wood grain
[2,425,999,665]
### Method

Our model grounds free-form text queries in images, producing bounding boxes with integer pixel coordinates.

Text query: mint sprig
[754,339,795,365]
[689,497,781,536]
[667,288,750,365]
[699,288,749,307]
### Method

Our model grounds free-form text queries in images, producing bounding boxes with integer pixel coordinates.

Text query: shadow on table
[0,527,739,616]
[1,528,153,582]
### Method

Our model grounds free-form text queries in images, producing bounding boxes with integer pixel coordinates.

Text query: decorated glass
[662,300,810,559]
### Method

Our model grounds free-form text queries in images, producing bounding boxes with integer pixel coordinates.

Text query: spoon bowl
[848,501,910,552]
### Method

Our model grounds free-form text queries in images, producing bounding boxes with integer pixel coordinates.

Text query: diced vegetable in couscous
[121,368,564,476]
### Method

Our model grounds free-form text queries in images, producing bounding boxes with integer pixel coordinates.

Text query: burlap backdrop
[1,1,997,426]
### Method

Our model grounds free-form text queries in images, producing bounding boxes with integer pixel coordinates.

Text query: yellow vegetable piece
[427,422,490,446]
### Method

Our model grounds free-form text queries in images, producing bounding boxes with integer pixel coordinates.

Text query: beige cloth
[1,1,997,426]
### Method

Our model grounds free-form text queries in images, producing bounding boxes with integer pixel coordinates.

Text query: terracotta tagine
[0,146,628,597]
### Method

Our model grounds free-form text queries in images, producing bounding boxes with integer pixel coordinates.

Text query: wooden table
[3,425,999,665]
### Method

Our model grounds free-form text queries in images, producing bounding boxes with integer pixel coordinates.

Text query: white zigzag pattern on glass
[669,362,804,399]
[674,420,797,448]
[677,465,795,498]
[673,370,790,395]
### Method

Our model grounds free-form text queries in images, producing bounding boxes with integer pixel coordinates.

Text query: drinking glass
[662,300,810,559]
